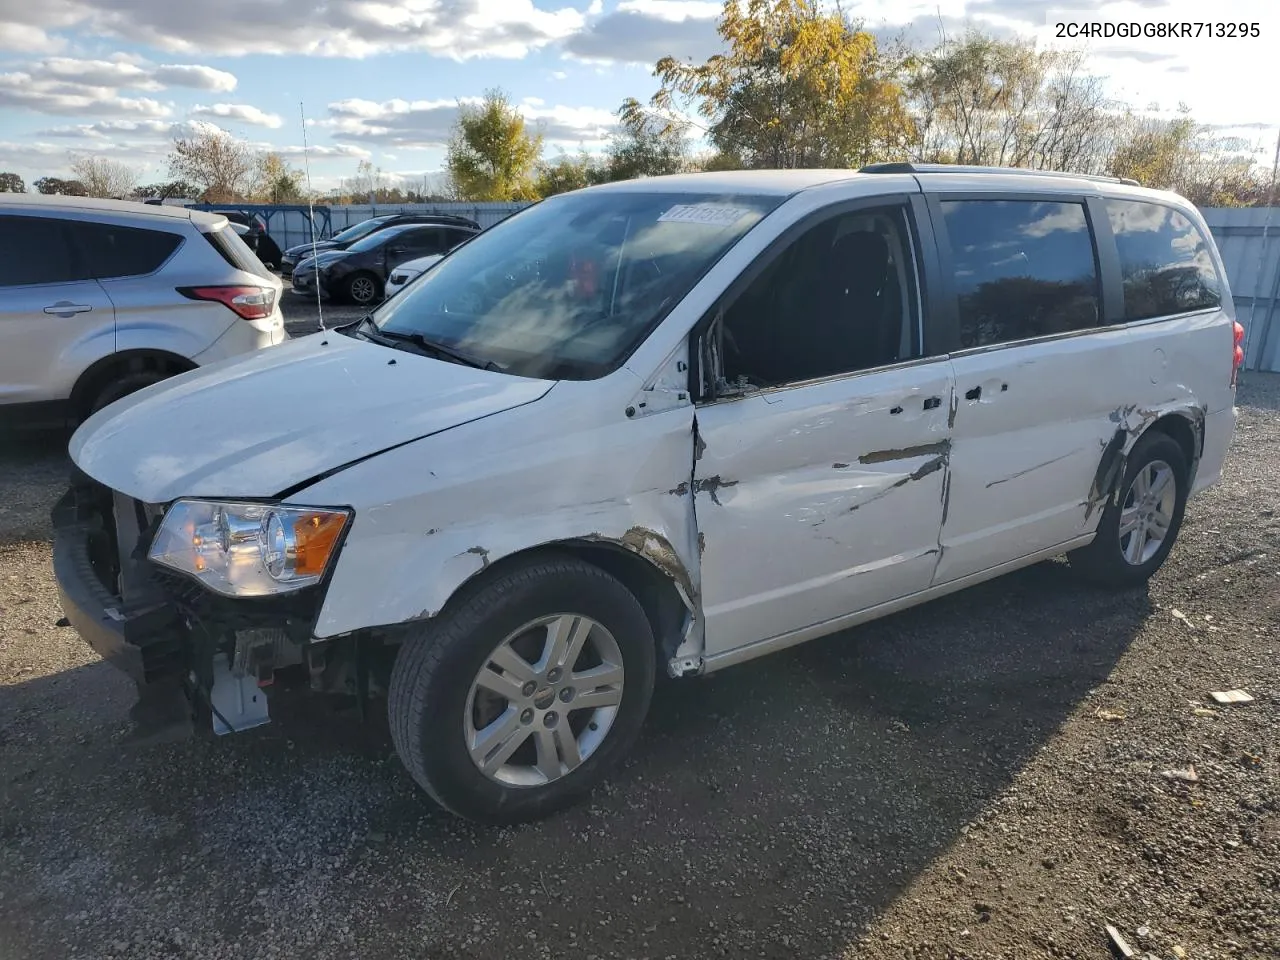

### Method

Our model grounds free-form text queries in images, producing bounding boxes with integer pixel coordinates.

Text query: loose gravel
[1,304,1276,959]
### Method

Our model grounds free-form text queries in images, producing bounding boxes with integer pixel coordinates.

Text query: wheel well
[71,350,196,417]
[445,541,691,662]
[1144,413,1199,475]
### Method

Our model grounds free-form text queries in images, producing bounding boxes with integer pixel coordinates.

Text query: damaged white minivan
[54,165,1240,823]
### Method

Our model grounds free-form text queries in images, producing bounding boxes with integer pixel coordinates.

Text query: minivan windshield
[370,191,780,380]
[329,217,390,244]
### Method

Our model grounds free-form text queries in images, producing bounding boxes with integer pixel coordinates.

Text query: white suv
[0,194,286,425]
[53,165,1238,823]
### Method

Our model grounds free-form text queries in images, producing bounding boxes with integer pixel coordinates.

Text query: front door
[691,199,954,658]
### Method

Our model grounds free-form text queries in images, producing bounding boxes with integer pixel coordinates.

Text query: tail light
[1231,320,1245,386]
[178,285,277,320]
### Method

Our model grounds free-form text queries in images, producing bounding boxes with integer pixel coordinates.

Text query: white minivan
[54,165,1239,823]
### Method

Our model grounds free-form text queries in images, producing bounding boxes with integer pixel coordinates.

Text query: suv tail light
[1232,320,1245,386]
[178,285,277,320]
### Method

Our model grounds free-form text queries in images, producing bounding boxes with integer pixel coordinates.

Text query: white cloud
[191,102,284,128]
[2,0,587,60]
[0,71,172,117]
[38,119,181,138]
[321,96,616,149]
[564,1,720,64]
[616,0,721,20]
[152,64,237,92]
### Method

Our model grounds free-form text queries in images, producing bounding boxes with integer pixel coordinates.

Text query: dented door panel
[935,326,1136,584]
[693,360,954,658]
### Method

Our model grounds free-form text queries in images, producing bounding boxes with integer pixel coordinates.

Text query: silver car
[0,194,286,425]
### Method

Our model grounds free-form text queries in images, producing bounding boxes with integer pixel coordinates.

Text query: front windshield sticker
[657,203,752,227]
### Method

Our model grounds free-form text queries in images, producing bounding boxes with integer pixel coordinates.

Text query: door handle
[964,386,981,401]
[922,396,942,410]
[44,302,93,317]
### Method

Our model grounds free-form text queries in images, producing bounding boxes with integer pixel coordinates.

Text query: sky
[0,0,1276,193]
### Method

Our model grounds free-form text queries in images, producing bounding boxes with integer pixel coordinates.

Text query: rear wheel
[343,272,381,306]
[1069,431,1188,587]
[388,555,656,824]
[87,370,169,417]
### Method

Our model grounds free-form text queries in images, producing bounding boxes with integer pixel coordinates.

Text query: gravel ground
[1,299,1277,959]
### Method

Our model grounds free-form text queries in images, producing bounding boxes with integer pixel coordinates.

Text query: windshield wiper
[379,329,503,371]
[339,314,385,342]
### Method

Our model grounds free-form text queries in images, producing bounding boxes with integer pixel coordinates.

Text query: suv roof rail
[858,161,1140,187]
[399,213,480,226]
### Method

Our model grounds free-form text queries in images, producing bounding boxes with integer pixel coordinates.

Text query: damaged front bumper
[51,477,327,734]
[52,483,185,688]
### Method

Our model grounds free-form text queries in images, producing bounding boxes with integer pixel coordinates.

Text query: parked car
[0,194,286,427]
[291,221,478,305]
[384,253,444,297]
[54,166,1239,824]
[220,211,284,270]
[280,213,480,277]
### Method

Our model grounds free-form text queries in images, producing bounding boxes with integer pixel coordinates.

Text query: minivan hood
[70,334,554,503]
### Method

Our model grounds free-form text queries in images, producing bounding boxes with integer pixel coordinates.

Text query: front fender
[295,384,700,639]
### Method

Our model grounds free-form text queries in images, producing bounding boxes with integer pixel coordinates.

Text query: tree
[132,180,200,200]
[907,32,1114,173]
[0,172,25,193]
[648,0,915,169]
[536,150,606,197]
[69,155,138,198]
[168,127,254,202]
[1107,104,1272,206]
[606,99,690,181]
[33,176,87,196]
[252,152,304,203]
[445,89,543,201]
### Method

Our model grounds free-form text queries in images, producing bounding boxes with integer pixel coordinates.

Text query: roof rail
[858,162,1140,187]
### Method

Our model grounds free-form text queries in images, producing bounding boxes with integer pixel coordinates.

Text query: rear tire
[388,555,656,824]
[87,370,169,417]
[1069,431,1188,588]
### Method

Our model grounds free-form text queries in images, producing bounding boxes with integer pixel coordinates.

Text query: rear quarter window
[69,221,183,279]
[204,224,274,280]
[1104,199,1221,321]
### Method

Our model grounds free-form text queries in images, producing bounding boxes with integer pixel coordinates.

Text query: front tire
[388,555,656,824]
[1069,431,1188,587]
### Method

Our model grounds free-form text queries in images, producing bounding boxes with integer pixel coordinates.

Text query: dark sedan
[280,213,479,277]
[290,221,478,305]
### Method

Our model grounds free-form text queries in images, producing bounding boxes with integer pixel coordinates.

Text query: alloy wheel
[463,614,625,787]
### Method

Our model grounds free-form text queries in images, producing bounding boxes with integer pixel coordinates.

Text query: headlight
[148,500,351,597]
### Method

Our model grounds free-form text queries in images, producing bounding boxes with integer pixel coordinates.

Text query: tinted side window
[1104,199,1221,320]
[445,228,475,249]
[404,228,446,255]
[204,225,274,280]
[71,221,183,279]
[720,204,922,388]
[941,200,1100,348]
[0,215,88,287]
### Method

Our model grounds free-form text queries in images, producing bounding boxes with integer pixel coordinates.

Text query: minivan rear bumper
[1192,405,1237,496]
